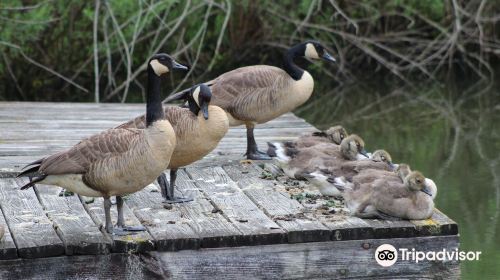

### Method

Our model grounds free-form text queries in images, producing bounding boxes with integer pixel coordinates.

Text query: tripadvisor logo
[374,244,481,267]
[375,244,398,267]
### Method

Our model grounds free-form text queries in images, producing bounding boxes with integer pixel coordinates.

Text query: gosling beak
[322,51,336,63]
[421,186,433,197]
[388,162,396,170]
[201,102,209,120]
[172,60,189,71]
[360,149,369,158]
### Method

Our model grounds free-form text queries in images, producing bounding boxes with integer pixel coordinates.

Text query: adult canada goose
[118,84,229,203]
[267,134,368,179]
[17,53,188,234]
[165,41,336,160]
[346,171,435,220]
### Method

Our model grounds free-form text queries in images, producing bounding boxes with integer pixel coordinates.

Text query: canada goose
[330,149,395,181]
[340,163,410,210]
[165,41,336,160]
[347,171,435,220]
[118,84,229,203]
[396,163,412,181]
[17,54,188,234]
[302,171,343,197]
[286,125,348,149]
[268,134,368,179]
[301,149,393,196]
[395,163,437,199]
[370,150,394,167]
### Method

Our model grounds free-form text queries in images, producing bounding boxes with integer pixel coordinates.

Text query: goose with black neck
[17,53,188,234]
[118,84,229,204]
[165,41,336,160]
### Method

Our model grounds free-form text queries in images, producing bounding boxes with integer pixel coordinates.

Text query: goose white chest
[254,70,314,124]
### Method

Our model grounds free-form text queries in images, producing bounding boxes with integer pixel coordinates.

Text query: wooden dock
[0,102,459,279]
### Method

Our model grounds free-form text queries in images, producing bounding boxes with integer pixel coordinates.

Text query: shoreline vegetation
[0,0,499,102]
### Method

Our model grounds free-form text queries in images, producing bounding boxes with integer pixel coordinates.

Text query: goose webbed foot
[160,169,193,204]
[163,197,194,204]
[112,196,146,235]
[246,124,272,160]
[112,225,146,236]
[246,151,272,160]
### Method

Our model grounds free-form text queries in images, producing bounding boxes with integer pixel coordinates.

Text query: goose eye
[340,134,344,139]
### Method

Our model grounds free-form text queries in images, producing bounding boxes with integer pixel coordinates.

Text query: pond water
[297,83,500,279]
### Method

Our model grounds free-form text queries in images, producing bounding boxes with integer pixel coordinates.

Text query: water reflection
[297,84,500,279]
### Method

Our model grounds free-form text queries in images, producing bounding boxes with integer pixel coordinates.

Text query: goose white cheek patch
[305,43,320,59]
[150,59,169,76]
[192,87,201,106]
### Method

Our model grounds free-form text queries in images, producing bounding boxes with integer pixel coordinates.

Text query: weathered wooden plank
[0,127,314,142]
[0,253,165,279]
[186,166,286,245]
[0,178,64,258]
[360,219,416,239]
[223,164,331,243]
[173,170,244,247]
[80,196,155,253]
[411,208,459,236]
[224,163,376,242]
[34,185,112,255]
[124,184,200,251]
[0,204,17,259]
[0,119,311,131]
[319,215,375,240]
[154,235,460,279]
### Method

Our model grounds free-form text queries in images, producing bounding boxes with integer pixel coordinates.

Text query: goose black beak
[322,52,336,63]
[360,149,369,158]
[172,60,189,71]
[201,102,209,120]
[421,186,433,197]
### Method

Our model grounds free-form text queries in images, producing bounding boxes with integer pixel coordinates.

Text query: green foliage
[0,0,498,101]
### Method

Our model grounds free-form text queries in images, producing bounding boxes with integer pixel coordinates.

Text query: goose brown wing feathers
[39,128,142,175]
[209,66,291,120]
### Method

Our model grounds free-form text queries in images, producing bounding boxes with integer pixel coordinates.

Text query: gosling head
[325,125,348,144]
[149,53,188,76]
[340,134,368,160]
[312,125,348,144]
[404,171,432,196]
[396,163,411,181]
[371,150,395,169]
[190,84,211,120]
[301,41,336,63]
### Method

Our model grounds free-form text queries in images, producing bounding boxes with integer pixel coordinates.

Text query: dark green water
[297,84,500,279]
